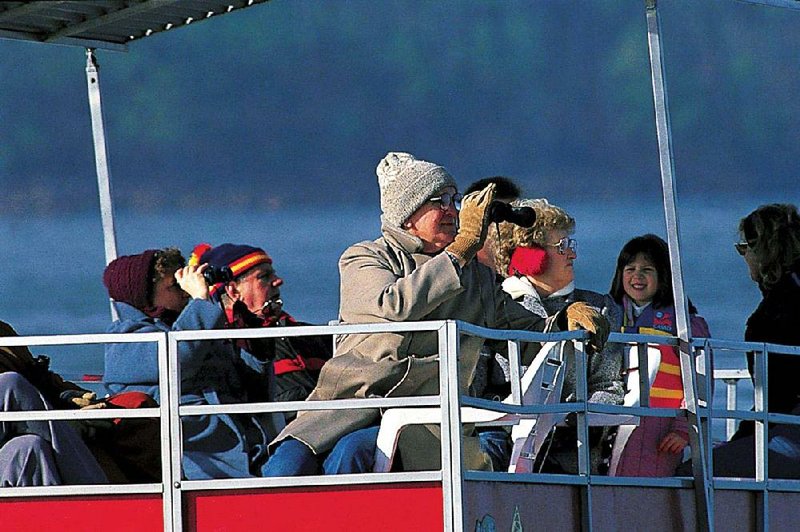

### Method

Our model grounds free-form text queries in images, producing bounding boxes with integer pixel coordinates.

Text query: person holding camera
[493,198,624,474]
[188,242,332,422]
[263,152,610,475]
[101,248,284,480]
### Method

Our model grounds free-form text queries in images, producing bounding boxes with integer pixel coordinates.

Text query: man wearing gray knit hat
[264,151,610,477]
[377,151,458,227]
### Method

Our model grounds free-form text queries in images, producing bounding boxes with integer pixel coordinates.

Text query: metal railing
[2,323,800,532]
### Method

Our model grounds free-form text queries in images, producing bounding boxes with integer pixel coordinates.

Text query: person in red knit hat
[189,243,332,421]
[102,247,284,480]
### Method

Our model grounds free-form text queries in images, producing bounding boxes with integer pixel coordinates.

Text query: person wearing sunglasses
[686,203,800,479]
[263,152,610,476]
[492,198,625,475]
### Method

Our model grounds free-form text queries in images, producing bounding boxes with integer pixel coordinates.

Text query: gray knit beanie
[376,152,458,227]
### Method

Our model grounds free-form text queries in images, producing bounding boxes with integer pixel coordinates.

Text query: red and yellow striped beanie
[189,242,272,300]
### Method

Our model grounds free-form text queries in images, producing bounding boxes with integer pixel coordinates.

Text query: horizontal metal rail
[3,323,800,531]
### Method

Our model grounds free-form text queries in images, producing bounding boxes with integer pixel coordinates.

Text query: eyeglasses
[734,241,749,256]
[428,192,462,211]
[548,237,577,255]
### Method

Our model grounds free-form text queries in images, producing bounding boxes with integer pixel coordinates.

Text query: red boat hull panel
[185,482,443,532]
[0,494,162,531]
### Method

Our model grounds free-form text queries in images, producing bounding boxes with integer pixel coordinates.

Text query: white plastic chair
[607,343,662,475]
[512,342,649,473]
[373,340,569,473]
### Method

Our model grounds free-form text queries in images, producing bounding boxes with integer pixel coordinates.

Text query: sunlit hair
[151,248,185,284]
[609,234,674,308]
[494,198,575,279]
[739,203,800,290]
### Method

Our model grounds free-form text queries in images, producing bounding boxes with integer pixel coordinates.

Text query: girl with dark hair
[609,234,710,477]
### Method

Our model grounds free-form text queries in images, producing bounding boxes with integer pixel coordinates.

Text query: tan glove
[564,301,610,354]
[445,183,496,266]
[60,390,100,408]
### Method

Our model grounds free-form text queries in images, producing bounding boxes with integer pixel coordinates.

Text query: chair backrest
[622,343,662,408]
[503,340,566,407]
[508,340,569,472]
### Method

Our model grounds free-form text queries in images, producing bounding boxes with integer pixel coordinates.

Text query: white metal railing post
[725,379,739,440]
[644,2,713,529]
[167,333,184,532]
[636,342,650,408]
[156,333,176,532]
[84,47,119,321]
[574,339,593,532]
[753,344,769,530]
[438,320,464,532]
[508,339,522,405]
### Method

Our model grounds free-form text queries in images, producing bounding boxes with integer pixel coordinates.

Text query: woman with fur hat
[493,198,625,474]
[263,153,610,476]
[102,248,284,480]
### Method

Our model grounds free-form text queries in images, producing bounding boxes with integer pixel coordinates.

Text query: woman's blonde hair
[494,198,575,278]
[739,203,800,290]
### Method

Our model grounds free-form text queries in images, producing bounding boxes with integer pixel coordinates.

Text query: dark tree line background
[1,0,797,215]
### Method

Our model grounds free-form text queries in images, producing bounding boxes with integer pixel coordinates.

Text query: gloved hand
[563,301,610,354]
[445,183,496,266]
[60,390,100,408]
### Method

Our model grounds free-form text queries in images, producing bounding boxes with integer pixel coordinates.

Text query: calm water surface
[0,195,777,433]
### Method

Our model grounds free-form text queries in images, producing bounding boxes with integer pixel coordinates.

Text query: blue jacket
[103,300,284,480]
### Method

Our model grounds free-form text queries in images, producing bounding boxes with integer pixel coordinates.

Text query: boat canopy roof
[0,0,270,51]
[1,0,798,52]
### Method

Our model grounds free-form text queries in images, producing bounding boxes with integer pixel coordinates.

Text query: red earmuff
[508,246,549,277]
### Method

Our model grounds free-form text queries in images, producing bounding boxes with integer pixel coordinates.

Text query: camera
[203,265,234,285]
[487,201,536,228]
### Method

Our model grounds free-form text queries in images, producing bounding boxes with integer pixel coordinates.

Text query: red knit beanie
[189,242,272,301]
[103,249,158,311]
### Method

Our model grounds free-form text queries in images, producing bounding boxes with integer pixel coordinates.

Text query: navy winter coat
[103,300,284,479]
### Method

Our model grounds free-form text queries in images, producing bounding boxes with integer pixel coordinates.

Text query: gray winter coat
[272,223,557,454]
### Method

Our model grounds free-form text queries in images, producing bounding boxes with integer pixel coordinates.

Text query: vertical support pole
[156,333,176,532]
[725,377,738,441]
[85,48,119,320]
[508,339,522,405]
[753,344,769,531]
[636,342,650,408]
[574,340,593,532]
[167,333,184,532]
[643,2,713,530]
[439,321,464,531]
